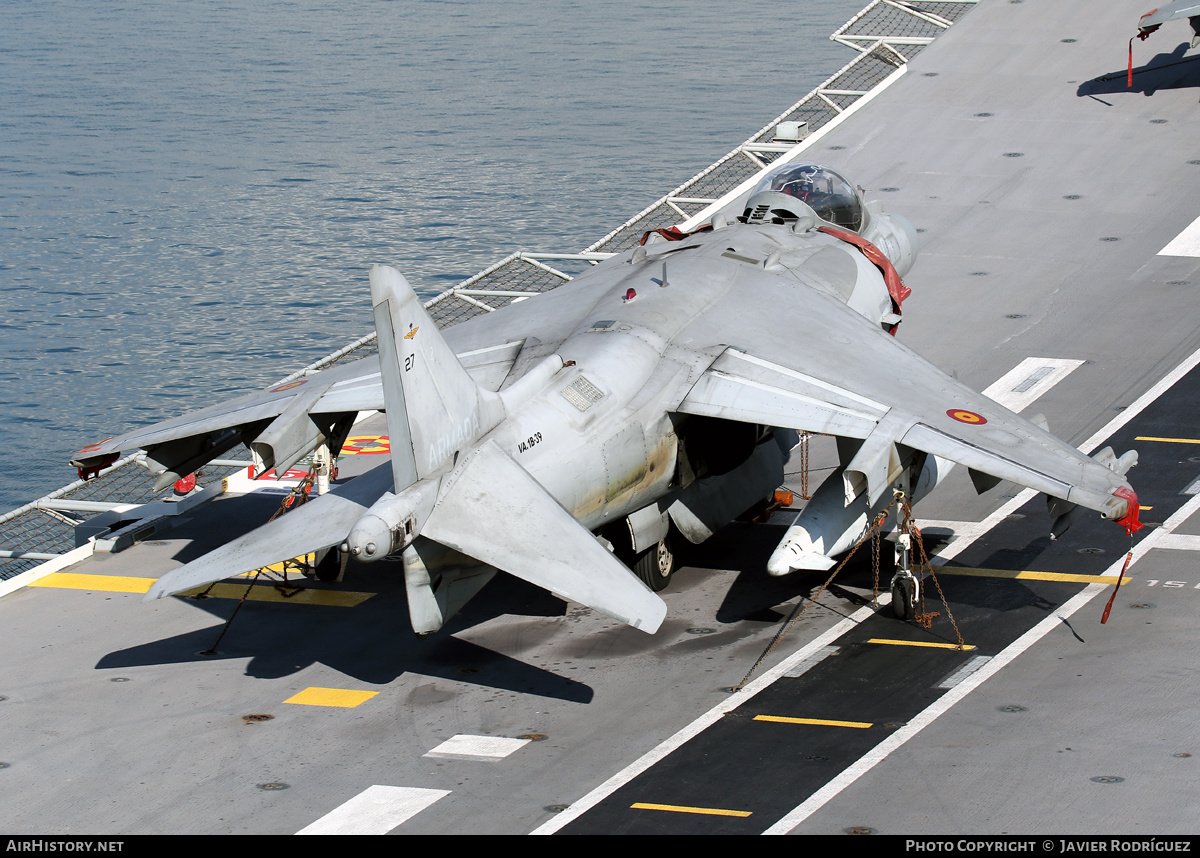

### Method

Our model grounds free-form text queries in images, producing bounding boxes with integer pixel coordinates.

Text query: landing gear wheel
[890,571,918,621]
[314,547,344,582]
[632,535,676,592]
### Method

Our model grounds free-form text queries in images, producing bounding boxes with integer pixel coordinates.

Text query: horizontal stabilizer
[144,463,394,600]
[423,440,666,633]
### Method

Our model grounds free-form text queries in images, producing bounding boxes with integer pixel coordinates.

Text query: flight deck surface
[4,0,1200,836]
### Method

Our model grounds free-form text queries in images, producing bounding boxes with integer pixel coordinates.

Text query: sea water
[0,0,868,513]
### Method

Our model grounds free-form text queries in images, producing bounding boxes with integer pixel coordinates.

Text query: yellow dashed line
[868,638,976,650]
[631,802,752,818]
[937,567,1130,586]
[1135,436,1200,445]
[284,687,379,708]
[31,573,153,593]
[753,715,872,729]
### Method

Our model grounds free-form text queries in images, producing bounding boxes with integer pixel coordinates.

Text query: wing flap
[677,349,886,438]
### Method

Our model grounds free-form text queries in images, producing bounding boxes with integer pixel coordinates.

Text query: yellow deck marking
[32,570,371,605]
[175,583,373,606]
[753,715,872,729]
[937,567,1130,586]
[285,687,379,708]
[1135,435,1200,445]
[868,638,976,650]
[31,573,153,593]
[631,802,752,818]
[342,435,391,455]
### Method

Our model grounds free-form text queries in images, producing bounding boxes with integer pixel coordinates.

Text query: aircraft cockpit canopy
[750,163,864,232]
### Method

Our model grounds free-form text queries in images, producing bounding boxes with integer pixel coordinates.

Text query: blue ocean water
[0,0,867,513]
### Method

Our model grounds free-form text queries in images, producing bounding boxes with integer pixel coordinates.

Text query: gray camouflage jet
[71,163,1142,635]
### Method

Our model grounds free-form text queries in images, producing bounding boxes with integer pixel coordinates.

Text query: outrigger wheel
[313,546,346,582]
[889,531,920,621]
[890,570,919,621]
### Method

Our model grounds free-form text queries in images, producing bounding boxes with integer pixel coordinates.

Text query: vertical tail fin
[370,265,503,487]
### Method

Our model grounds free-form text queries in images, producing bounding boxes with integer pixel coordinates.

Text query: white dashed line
[1158,214,1200,257]
[296,785,450,835]
[424,734,532,762]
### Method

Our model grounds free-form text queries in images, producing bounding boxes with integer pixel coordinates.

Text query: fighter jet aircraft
[71,162,1142,635]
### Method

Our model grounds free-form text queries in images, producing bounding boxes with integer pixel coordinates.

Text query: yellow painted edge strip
[631,802,752,818]
[938,567,1130,586]
[868,638,976,650]
[1135,435,1200,444]
[30,573,153,593]
[29,572,372,605]
[176,582,374,606]
[753,715,872,729]
[284,687,379,708]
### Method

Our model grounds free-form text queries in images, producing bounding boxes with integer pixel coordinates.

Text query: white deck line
[423,734,531,761]
[1157,214,1200,257]
[528,598,890,835]
[295,785,450,835]
[981,357,1084,414]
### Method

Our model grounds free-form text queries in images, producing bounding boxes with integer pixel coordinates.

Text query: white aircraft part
[767,475,868,575]
[401,537,496,636]
[422,440,666,634]
[250,384,327,475]
[144,463,394,600]
[626,503,670,554]
[676,63,909,233]
[678,349,885,439]
[1139,0,1200,30]
[668,438,785,545]
[841,410,914,507]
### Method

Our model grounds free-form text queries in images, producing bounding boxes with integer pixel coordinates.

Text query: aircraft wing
[70,264,602,484]
[69,355,388,483]
[1138,1,1200,32]
[674,280,1139,526]
[69,337,528,486]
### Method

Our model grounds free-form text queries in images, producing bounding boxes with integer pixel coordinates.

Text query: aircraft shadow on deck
[94,570,597,703]
[98,510,1094,700]
[672,521,914,626]
[1078,43,1200,98]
